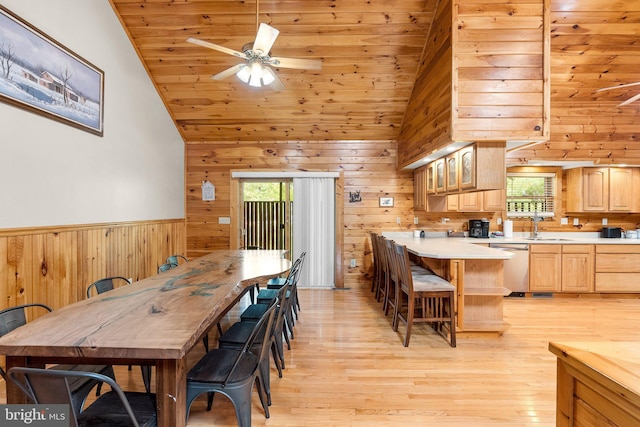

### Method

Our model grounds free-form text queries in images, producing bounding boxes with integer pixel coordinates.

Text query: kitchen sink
[524,237,573,241]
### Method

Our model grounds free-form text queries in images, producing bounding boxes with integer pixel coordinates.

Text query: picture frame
[379,197,394,207]
[0,5,104,136]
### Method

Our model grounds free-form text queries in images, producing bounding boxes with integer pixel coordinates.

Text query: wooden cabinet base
[550,342,640,427]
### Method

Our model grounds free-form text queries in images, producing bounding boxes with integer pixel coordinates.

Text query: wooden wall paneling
[506,0,640,166]
[453,0,548,142]
[186,140,412,289]
[397,0,453,168]
[0,220,185,312]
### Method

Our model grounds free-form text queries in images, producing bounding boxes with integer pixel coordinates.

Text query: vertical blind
[293,178,335,288]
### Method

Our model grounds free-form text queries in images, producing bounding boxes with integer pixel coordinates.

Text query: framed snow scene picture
[0,5,104,136]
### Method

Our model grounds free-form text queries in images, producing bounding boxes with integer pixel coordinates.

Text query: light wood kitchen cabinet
[427,189,505,213]
[427,162,435,194]
[413,165,427,211]
[530,244,594,293]
[459,145,475,189]
[446,152,459,191]
[529,245,562,292]
[561,245,594,293]
[435,158,446,193]
[595,245,640,292]
[566,167,640,212]
[482,189,505,211]
[458,191,482,211]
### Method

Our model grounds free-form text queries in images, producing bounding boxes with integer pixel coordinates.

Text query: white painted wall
[0,0,184,228]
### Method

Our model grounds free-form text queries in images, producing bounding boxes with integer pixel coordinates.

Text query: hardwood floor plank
[3,287,640,426]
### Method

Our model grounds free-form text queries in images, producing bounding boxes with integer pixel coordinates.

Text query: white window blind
[506,172,556,218]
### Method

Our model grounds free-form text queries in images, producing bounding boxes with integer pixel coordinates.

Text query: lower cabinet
[529,244,594,293]
[595,245,640,292]
[561,245,594,293]
[529,245,561,292]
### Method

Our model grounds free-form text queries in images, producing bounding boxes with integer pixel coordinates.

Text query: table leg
[156,357,187,427]
[5,356,29,404]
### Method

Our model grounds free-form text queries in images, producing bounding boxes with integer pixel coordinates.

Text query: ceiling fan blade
[186,37,246,59]
[252,23,279,55]
[267,71,286,92]
[595,81,640,92]
[618,92,640,107]
[211,64,246,81]
[269,56,323,70]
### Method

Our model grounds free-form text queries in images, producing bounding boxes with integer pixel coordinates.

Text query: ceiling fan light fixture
[249,62,263,87]
[261,66,276,85]
[236,65,251,83]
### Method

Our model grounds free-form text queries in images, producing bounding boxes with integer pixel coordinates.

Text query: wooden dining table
[0,250,290,427]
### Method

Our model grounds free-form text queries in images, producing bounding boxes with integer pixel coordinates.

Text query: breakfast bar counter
[385,234,513,337]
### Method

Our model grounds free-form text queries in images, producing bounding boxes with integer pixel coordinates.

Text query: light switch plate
[602,218,608,225]
[573,218,580,226]
[350,259,357,268]
[218,217,231,224]
[560,217,568,225]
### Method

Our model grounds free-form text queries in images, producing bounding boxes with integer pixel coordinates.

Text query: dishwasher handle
[489,243,529,251]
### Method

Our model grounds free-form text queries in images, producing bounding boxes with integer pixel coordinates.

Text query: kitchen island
[385,234,513,337]
[549,341,640,426]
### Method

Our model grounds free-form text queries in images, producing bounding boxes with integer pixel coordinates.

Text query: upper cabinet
[446,152,459,192]
[396,0,550,169]
[415,142,507,213]
[566,167,640,213]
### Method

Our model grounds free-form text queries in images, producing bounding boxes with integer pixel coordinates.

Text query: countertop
[382,231,640,260]
[385,231,640,245]
[383,234,513,259]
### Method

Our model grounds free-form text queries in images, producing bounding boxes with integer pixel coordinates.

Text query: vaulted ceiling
[109,0,640,165]
[109,0,437,143]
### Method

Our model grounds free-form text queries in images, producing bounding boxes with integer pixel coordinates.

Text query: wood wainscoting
[0,219,185,312]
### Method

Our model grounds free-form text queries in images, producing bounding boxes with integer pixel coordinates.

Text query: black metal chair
[158,262,178,273]
[0,303,116,416]
[186,301,277,426]
[166,254,188,265]
[86,278,152,393]
[8,367,157,427]
[86,276,131,298]
[220,283,289,407]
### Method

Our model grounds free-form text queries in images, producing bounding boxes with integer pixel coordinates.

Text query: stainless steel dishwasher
[489,243,529,297]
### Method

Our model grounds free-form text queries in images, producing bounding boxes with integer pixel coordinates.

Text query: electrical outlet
[496,217,502,225]
[573,218,580,226]
[602,218,608,225]
[350,259,357,268]
[560,217,568,225]
[396,217,401,224]
[413,217,419,225]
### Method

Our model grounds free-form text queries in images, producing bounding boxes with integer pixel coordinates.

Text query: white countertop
[385,235,514,260]
[382,231,640,261]
[385,231,640,245]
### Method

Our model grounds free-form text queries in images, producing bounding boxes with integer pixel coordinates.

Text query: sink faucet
[532,211,543,238]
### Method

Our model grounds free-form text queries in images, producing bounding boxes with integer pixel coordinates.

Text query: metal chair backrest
[166,254,188,265]
[87,276,131,298]
[8,367,146,427]
[158,262,178,273]
[223,301,277,388]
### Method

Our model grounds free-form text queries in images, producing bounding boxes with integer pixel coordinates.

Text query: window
[506,172,556,218]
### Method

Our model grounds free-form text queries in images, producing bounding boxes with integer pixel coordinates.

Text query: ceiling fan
[595,82,640,106]
[186,18,322,91]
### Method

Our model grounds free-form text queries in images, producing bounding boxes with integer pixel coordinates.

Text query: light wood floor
[4,287,640,426]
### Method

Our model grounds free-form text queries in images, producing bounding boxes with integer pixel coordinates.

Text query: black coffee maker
[469,219,490,238]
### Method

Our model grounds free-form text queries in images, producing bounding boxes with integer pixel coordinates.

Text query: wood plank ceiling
[109,0,438,143]
[109,0,640,164]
